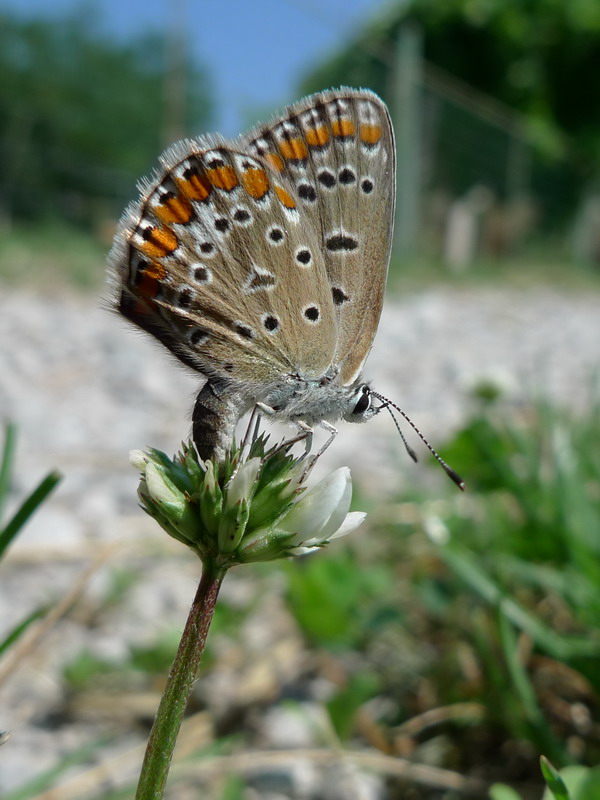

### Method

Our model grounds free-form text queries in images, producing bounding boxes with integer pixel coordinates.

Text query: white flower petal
[129,450,149,470]
[225,458,261,509]
[299,511,365,550]
[145,462,184,508]
[327,511,367,540]
[315,474,353,541]
[423,514,450,545]
[289,545,322,557]
[279,467,351,541]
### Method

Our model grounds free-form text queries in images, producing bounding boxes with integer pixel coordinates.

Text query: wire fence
[406,57,594,267]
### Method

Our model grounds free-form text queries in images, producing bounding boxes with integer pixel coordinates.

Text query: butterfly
[108,87,463,488]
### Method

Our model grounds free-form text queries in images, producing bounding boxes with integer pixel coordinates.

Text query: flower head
[131,436,365,568]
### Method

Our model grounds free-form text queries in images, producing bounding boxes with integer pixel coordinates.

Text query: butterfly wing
[108,137,338,391]
[244,87,396,386]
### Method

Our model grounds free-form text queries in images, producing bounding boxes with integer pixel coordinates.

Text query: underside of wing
[243,88,396,385]
[108,138,339,389]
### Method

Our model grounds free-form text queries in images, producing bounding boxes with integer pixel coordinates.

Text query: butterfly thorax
[192,373,376,462]
[259,371,374,426]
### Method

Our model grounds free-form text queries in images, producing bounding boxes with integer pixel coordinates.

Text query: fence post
[392,23,423,258]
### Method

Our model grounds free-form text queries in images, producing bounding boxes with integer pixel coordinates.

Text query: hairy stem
[135,562,226,800]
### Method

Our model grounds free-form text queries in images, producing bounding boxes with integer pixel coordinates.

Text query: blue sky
[6,0,394,136]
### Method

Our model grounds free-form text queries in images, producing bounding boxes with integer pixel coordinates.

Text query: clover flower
[129,435,366,799]
[130,435,365,567]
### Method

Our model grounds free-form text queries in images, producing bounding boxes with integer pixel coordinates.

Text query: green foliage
[0,464,62,559]
[285,550,396,648]
[541,756,571,800]
[62,649,118,691]
[299,0,600,235]
[129,631,186,675]
[0,223,107,289]
[492,761,600,800]
[423,399,600,762]
[0,608,47,656]
[541,765,600,800]
[281,397,600,787]
[218,775,246,800]
[489,785,525,800]
[64,630,182,689]
[0,423,17,525]
[299,0,600,170]
[0,9,213,226]
[102,567,143,610]
[0,423,61,653]
[440,399,600,643]
[326,670,381,740]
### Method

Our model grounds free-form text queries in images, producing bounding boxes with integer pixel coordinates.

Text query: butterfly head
[343,383,380,424]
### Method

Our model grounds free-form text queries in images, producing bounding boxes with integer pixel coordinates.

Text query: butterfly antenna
[372,391,465,491]
[377,400,419,464]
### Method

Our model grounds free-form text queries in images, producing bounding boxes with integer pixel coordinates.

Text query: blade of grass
[440,545,600,659]
[498,610,566,764]
[0,470,61,557]
[0,422,17,522]
[540,756,571,800]
[0,607,47,655]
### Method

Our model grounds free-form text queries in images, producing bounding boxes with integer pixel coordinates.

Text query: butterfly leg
[255,403,314,454]
[239,404,263,462]
[294,420,314,454]
[315,421,338,458]
[298,421,338,477]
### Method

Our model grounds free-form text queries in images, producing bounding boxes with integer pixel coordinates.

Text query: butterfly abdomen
[192,382,250,461]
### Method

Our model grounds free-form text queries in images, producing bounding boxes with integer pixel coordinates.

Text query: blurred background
[1,1,599,798]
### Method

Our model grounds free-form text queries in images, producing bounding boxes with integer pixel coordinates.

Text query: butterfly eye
[352,386,371,416]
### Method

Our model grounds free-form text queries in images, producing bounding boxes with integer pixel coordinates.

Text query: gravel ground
[1,284,599,795]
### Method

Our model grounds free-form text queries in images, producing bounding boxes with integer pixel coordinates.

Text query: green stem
[135,561,226,800]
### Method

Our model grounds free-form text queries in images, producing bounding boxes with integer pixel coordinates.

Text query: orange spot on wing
[360,124,382,145]
[279,137,309,161]
[154,194,193,225]
[206,165,239,191]
[242,167,270,199]
[265,153,284,172]
[305,126,330,147]
[331,119,356,138]
[176,171,212,202]
[145,261,168,280]
[274,185,296,210]
[135,260,167,299]
[139,227,179,259]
